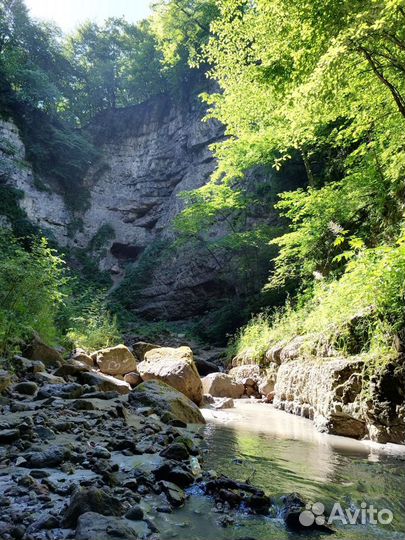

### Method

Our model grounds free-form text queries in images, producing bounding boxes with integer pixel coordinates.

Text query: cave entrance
[110,242,144,261]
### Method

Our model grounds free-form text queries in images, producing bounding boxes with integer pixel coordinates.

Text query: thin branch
[358,45,405,119]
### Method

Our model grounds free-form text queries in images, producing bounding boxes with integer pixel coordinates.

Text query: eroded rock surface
[137,346,203,404]
[202,373,244,399]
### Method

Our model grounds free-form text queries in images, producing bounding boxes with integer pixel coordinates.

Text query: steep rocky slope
[1,88,230,319]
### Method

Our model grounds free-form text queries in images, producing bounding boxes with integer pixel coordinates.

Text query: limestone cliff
[245,338,405,444]
[1,89,229,318]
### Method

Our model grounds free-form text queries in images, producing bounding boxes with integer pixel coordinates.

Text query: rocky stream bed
[0,338,403,540]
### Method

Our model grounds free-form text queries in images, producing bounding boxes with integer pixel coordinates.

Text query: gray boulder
[202,373,244,399]
[137,346,203,404]
[128,380,205,425]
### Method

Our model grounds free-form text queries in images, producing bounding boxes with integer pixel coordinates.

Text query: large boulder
[137,346,203,404]
[92,344,137,376]
[202,373,244,399]
[24,334,64,366]
[78,371,131,395]
[63,487,124,527]
[128,380,205,425]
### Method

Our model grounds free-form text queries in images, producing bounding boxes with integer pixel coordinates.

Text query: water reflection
[199,401,405,539]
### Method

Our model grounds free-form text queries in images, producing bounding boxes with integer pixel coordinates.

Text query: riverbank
[1,340,404,540]
[201,401,405,540]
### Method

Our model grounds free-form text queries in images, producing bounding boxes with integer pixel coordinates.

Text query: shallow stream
[155,401,405,540]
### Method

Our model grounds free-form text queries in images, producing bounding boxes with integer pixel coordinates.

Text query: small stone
[125,505,144,520]
[0,429,19,444]
[93,446,111,459]
[124,372,142,387]
[72,399,95,411]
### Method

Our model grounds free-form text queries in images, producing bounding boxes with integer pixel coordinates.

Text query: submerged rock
[281,492,334,534]
[159,480,186,507]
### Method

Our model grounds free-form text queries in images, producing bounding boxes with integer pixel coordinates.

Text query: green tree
[0,231,66,356]
[65,18,167,122]
[151,0,219,66]
[174,0,405,359]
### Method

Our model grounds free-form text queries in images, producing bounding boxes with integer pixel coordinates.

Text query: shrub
[0,230,65,357]
[232,233,405,366]
[65,293,120,352]
[227,312,273,364]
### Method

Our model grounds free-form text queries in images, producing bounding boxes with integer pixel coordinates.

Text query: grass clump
[230,235,405,366]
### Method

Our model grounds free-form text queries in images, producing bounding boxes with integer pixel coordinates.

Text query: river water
[155,400,405,540]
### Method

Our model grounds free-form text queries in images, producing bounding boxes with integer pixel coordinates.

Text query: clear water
[153,401,405,540]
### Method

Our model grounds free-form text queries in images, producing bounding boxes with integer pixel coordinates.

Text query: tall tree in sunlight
[0,0,73,112]
[150,0,219,70]
[65,18,167,123]
[178,0,405,288]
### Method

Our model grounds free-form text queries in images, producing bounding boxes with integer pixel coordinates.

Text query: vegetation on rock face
[185,0,405,364]
[2,0,405,363]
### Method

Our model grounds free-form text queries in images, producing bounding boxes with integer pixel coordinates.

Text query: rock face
[274,358,366,438]
[137,346,203,404]
[128,380,205,424]
[202,373,244,399]
[93,344,137,376]
[0,120,70,245]
[0,83,231,319]
[273,356,405,443]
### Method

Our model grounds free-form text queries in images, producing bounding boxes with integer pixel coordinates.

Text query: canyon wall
[0,89,232,319]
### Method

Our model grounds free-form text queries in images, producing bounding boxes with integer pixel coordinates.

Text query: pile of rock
[200,364,276,408]
[70,343,205,407]
[0,339,208,540]
[0,335,333,539]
